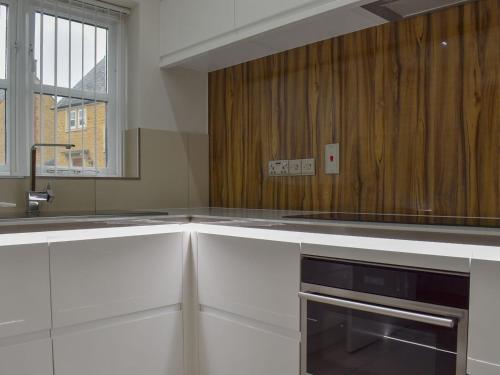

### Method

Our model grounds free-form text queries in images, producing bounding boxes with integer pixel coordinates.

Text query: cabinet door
[0,244,51,339]
[0,336,53,375]
[160,0,235,57]
[53,310,183,375]
[50,233,183,328]
[235,0,358,27]
[468,259,500,370]
[199,311,300,375]
[197,233,300,330]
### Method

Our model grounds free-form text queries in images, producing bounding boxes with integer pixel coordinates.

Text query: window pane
[0,4,7,80]
[56,17,69,88]
[0,89,5,166]
[34,93,108,174]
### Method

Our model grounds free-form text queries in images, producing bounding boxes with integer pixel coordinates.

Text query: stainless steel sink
[0,213,182,234]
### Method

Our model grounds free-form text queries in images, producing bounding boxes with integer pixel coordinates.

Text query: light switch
[289,159,302,176]
[325,144,339,174]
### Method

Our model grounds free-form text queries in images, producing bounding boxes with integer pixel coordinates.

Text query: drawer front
[51,233,183,328]
[0,244,51,339]
[0,336,52,375]
[53,310,183,375]
[198,233,300,330]
[199,311,300,375]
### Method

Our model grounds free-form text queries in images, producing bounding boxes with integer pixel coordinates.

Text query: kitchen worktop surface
[0,207,499,265]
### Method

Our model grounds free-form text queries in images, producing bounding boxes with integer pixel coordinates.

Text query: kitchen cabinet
[196,233,301,375]
[199,310,300,375]
[159,0,235,58]
[197,233,300,330]
[0,243,52,375]
[50,233,183,328]
[0,336,53,375]
[0,244,51,339]
[159,0,385,70]
[235,0,333,27]
[468,259,500,373]
[53,310,183,375]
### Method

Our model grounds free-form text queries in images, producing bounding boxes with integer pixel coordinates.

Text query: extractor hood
[362,0,472,21]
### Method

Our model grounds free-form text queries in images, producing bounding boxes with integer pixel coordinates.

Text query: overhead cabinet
[159,0,235,57]
[159,0,386,71]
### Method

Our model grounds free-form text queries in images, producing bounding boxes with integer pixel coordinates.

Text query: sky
[34,12,108,90]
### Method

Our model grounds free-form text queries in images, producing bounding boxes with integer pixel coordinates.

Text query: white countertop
[1,207,499,269]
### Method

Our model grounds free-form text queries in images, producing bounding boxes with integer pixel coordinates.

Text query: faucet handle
[46,183,55,203]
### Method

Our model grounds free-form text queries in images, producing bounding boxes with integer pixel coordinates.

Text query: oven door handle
[298,292,455,328]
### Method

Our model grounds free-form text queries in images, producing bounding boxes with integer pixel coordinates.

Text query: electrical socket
[301,159,315,176]
[268,160,289,176]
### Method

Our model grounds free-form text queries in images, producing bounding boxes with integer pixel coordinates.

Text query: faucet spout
[28,143,75,214]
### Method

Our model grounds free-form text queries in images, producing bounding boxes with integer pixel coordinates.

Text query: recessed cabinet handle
[298,292,455,328]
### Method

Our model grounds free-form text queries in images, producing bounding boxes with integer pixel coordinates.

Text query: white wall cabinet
[159,0,385,70]
[235,0,325,27]
[159,0,235,57]
[468,259,500,374]
[50,233,183,328]
[199,311,300,375]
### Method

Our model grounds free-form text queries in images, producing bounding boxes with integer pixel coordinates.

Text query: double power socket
[269,159,315,176]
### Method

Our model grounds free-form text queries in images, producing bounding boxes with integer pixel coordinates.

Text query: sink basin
[0,213,183,234]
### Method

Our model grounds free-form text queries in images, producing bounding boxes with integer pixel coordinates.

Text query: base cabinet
[53,310,184,375]
[468,259,500,373]
[0,337,53,375]
[199,311,300,375]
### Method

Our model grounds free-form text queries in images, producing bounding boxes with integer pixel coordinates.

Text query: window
[67,107,86,131]
[0,2,14,175]
[0,0,127,177]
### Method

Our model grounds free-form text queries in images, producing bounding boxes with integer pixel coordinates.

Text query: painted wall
[209,0,500,226]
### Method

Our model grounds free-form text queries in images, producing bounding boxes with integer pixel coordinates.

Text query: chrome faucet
[27,143,75,215]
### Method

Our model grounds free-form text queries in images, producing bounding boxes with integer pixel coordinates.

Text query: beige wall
[0,128,209,213]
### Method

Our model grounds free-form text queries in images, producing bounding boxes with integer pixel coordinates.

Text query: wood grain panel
[209,0,500,226]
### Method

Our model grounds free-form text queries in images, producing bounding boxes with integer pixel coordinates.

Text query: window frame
[0,0,17,176]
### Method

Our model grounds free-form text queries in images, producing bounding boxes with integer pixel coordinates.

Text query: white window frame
[0,0,17,176]
[0,0,127,177]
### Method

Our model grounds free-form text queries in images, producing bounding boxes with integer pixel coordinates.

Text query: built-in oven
[300,256,470,375]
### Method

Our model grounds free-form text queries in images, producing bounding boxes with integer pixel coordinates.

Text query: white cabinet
[235,0,322,27]
[197,233,301,375]
[197,233,300,330]
[0,244,51,339]
[159,0,384,70]
[159,0,235,57]
[199,311,300,375]
[50,233,183,328]
[468,259,500,373]
[53,310,183,375]
[0,336,53,375]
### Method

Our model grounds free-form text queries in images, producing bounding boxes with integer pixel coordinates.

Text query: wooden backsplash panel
[209,0,500,222]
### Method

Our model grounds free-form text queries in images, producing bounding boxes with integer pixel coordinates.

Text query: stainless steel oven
[300,256,469,375]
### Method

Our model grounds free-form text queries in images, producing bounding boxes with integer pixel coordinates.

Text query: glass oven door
[300,292,467,375]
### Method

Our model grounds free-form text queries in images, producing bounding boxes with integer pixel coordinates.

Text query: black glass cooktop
[283,212,500,228]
